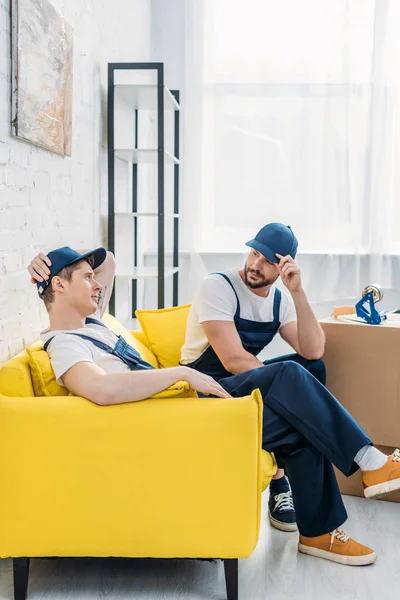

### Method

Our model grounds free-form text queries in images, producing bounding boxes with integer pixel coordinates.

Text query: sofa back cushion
[0,350,35,397]
[135,304,191,368]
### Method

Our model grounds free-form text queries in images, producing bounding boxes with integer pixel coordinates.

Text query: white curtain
[181,0,400,305]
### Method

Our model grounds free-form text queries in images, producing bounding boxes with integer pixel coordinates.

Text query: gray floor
[1,493,399,600]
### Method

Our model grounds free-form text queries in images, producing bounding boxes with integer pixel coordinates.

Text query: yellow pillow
[150,380,197,399]
[101,313,158,368]
[135,304,191,368]
[131,330,150,348]
[26,343,69,397]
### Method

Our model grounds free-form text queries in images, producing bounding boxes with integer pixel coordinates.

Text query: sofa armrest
[0,390,264,560]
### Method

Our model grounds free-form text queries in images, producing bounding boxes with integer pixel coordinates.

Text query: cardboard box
[320,315,400,503]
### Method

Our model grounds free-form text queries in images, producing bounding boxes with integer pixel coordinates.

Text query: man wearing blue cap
[28,244,400,567]
[181,223,326,533]
[28,247,231,401]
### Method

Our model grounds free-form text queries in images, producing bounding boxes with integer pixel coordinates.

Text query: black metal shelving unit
[107,62,180,316]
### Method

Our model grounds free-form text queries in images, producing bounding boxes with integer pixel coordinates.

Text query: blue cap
[37,246,107,298]
[246,223,298,264]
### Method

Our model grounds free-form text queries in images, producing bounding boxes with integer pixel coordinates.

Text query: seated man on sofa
[28,246,400,568]
[180,223,326,534]
[28,246,230,401]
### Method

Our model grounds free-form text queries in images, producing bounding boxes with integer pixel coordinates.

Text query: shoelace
[392,449,400,462]
[330,528,350,550]
[273,491,294,513]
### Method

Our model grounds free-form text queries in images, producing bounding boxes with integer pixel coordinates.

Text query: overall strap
[44,332,115,354]
[43,337,54,352]
[213,272,241,318]
[85,317,108,328]
[44,318,108,351]
[273,288,282,322]
[44,332,150,372]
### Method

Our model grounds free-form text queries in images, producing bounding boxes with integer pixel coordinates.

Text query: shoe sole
[364,477,400,499]
[269,514,298,532]
[298,543,377,566]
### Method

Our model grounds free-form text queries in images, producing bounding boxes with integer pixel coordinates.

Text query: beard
[244,263,278,289]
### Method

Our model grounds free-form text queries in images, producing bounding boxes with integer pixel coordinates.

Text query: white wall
[0,0,151,364]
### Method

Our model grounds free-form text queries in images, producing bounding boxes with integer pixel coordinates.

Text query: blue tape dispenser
[355,284,387,325]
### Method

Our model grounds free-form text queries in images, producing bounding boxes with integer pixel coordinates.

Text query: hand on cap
[27,253,52,284]
[275,253,302,293]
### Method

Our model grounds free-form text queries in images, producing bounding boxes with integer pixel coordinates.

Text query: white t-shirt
[180,269,297,364]
[41,311,131,387]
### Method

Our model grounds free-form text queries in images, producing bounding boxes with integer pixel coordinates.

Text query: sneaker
[363,449,400,499]
[268,490,298,532]
[298,528,376,566]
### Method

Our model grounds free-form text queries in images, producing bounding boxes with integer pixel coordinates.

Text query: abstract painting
[11,0,73,156]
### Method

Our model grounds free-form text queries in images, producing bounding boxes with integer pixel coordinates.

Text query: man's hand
[275,253,302,294]
[180,367,232,398]
[28,253,52,284]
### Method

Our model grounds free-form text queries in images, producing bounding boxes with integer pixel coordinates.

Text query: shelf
[108,64,180,312]
[114,149,179,164]
[115,84,180,111]
[116,267,179,280]
[115,212,180,218]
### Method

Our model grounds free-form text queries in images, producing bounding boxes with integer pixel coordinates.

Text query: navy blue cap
[37,246,107,298]
[246,223,298,264]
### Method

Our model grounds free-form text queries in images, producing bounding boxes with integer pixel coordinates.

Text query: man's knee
[282,357,326,386]
[278,360,305,376]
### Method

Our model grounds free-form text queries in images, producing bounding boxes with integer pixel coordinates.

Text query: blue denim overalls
[187,274,372,536]
[44,317,155,371]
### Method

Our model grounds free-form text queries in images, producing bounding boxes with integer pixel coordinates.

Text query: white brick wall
[0,0,151,364]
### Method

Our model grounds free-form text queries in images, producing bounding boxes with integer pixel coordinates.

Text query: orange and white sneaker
[362,449,400,499]
[298,529,376,566]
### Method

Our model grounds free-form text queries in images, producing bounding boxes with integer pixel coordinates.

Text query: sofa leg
[13,558,30,600]
[224,558,238,600]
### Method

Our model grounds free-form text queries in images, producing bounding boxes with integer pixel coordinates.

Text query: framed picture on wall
[11,0,73,156]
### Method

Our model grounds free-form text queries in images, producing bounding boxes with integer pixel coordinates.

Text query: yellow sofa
[0,308,276,600]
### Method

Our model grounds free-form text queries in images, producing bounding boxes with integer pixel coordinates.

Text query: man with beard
[180,223,326,534]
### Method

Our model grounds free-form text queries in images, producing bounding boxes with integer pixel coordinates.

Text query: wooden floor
[1,493,399,600]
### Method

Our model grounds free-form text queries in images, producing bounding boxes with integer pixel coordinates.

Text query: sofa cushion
[135,304,191,368]
[102,313,158,368]
[0,351,36,397]
[26,342,69,397]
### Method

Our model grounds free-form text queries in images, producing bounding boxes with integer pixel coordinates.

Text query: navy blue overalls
[44,317,155,371]
[187,274,372,536]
